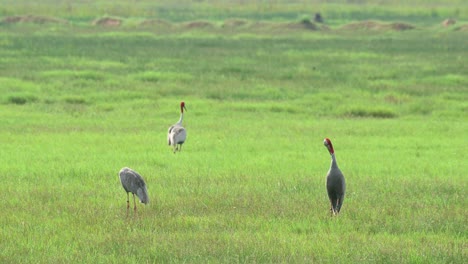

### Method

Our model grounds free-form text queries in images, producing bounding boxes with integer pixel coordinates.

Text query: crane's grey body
[324,138,346,216]
[119,167,149,212]
[326,155,346,215]
[168,124,186,153]
[168,102,187,153]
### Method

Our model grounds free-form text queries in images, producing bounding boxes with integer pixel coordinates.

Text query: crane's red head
[323,138,334,154]
[180,101,187,113]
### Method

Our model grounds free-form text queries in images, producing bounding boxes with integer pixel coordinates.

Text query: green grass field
[0,1,467,263]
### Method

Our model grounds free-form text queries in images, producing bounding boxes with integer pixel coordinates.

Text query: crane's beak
[183,105,187,112]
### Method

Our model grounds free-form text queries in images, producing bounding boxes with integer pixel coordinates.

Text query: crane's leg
[330,199,337,216]
[125,192,130,217]
[132,193,137,212]
[126,192,130,210]
[331,198,341,216]
[335,198,341,214]
[178,144,183,152]
[336,195,344,213]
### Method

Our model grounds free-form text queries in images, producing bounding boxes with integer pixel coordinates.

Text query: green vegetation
[2,0,468,25]
[0,1,467,263]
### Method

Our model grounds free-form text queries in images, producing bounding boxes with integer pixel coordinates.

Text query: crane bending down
[168,101,187,153]
[119,167,149,213]
[324,138,346,216]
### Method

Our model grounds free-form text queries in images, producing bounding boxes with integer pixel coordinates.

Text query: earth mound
[340,20,415,31]
[182,20,214,29]
[2,15,68,24]
[92,17,122,27]
[442,18,456,27]
[140,19,172,28]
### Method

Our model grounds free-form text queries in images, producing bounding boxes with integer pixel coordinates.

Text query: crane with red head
[324,138,346,216]
[168,102,187,153]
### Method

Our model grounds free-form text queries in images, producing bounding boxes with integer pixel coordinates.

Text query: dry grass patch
[222,19,249,28]
[442,18,456,27]
[245,20,327,34]
[1,15,68,24]
[140,19,173,28]
[182,20,214,29]
[390,22,415,31]
[340,20,415,32]
[282,21,319,31]
[92,17,122,27]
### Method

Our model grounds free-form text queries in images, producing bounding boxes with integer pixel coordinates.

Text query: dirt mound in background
[222,19,249,28]
[182,20,214,29]
[340,20,382,30]
[246,20,326,33]
[2,15,68,24]
[340,20,415,31]
[284,20,319,30]
[390,22,414,31]
[140,19,172,28]
[92,17,122,27]
[442,19,456,27]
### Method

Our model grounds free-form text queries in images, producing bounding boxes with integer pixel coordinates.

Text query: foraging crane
[323,138,346,216]
[119,167,149,213]
[168,101,187,153]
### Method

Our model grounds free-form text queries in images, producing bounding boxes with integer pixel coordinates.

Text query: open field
[1,1,467,263]
[2,0,468,25]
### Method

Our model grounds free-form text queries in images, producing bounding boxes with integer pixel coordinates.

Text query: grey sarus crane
[323,138,346,216]
[119,167,149,212]
[168,101,187,153]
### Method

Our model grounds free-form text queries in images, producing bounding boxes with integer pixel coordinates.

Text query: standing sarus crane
[323,138,346,216]
[168,101,187,153]
[119,167,149,213]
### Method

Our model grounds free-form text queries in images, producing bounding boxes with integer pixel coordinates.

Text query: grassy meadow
[1,1,467,263]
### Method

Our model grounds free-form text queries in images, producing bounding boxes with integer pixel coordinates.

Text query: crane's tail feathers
[137,187,149,204]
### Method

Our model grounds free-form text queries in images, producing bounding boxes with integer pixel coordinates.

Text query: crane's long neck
[330,154,339,169]
[176,113,184,125]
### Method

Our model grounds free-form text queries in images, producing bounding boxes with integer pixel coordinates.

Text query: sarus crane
[119,167,149,213]
[323,138,346,216]
[168,101,187,153]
